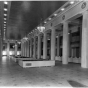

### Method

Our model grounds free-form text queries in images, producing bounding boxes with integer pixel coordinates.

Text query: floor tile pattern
[0,56,88,87]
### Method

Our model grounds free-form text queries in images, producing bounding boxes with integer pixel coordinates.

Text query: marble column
[81,10,88,68]
[68,30,71,57]
[25,41,28,57]
[0,36,2,58]
[23,43,24,56]
[62,22,69,64]
[15,43,17,56]
[57,34,60,56]
[24,41,26,57]
[24,42,25,57]
[37,35,41,59]
[22,42,24,56]
[29,40,30,57]
[25,42,27,57]
[43,32,47,59]
[79,26,82,58]
[21,42,23,56]
[7,41,10,57]
[30,39,32,57]
[21,42,22,56]
[27,40,29,57]
[33,37,36,59]
[22,43,23,56]
[51,28,56,60]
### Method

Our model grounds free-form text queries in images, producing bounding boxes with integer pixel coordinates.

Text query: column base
[62,59,68,64]
[55,56,62,61]
[81,62,88,68]
[81,65,88,68]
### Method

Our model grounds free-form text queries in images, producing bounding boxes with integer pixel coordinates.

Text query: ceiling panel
[7,1,67,40]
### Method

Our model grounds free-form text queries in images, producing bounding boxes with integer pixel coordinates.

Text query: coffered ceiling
[6,1,67,40]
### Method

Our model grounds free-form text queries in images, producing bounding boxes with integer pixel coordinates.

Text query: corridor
[0,56,88,87]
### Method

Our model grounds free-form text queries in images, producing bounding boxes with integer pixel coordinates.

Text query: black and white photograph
[0,0,88,87]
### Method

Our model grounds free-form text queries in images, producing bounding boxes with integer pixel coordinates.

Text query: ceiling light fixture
[4,1,8,4]
[54,14,57,16]
[44,21,47,23]
[4,14,7,16]
[4,8,7,11]
[4,21,6,23]
[4,18,7,20]
[61,8,65,11]
[70,1,74,4]
[4,24,6,26]
[4,27,6,28]
[48,18,51,20]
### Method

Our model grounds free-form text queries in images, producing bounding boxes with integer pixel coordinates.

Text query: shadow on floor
[68,80,87,87]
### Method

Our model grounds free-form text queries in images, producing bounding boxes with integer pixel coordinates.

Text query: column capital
[51,27,55,31]
[43,30,47,34]
[62,21,69,25]
[81,10,88,15]
[38,33,42,37]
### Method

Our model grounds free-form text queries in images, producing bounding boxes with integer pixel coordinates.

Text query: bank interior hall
[0,0,88,87]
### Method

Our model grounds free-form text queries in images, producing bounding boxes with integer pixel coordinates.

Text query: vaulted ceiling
[6,1,67,40]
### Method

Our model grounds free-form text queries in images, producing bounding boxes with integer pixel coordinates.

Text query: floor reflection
[1,56,10,65]
[0,57,88,87]
[2,56,7,63]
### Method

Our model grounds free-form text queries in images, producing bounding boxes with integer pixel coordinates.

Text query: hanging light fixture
[37,1,45,33]
[37,23,45,32]
[4,1,8,4]
[23,32,28,40]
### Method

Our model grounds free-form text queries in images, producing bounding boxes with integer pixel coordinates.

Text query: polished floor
[0,56,88,87]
